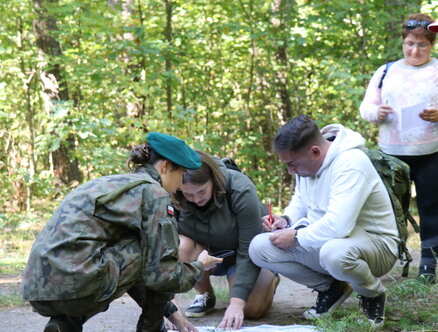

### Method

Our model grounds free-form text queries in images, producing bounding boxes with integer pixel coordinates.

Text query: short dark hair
[273,115,321,153]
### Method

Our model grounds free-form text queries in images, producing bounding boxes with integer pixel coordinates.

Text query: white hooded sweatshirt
[285,124,399,256]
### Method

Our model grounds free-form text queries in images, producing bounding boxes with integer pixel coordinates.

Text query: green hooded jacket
[177,162,265,300]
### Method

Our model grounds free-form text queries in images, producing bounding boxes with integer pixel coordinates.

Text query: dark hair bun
[129,144,151,165]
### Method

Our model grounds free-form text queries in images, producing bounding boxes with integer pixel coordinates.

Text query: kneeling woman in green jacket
[174,151,279,330]
[22,133,221,332]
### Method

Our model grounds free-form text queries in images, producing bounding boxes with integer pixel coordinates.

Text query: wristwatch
[281,215,291,227]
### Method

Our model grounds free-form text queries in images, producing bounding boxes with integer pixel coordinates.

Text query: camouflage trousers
[30,237,171,332]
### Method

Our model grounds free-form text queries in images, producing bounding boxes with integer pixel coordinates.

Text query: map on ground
[170,324,319,332]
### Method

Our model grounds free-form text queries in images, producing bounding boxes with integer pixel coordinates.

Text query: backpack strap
[408,213,420,233]
[222,157,242,172]
[95,179,151,205]
[378,61,395,89]
[400,239,413,277]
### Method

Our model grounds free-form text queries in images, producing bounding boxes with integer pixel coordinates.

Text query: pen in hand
[268,199,274,227]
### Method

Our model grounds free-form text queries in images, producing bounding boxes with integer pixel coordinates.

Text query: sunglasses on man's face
[403,20,431,30]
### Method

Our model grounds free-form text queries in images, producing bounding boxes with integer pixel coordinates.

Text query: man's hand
[262,214,288,231]
[167,310,198,332]
[197,250,222,270]
[420,108,438,122]
[269,228,297,249]
[217,298,245,330]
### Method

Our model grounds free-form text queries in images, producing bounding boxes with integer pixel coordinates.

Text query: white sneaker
[184,293,216,318]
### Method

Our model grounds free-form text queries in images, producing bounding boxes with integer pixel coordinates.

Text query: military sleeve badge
[167,205,175,216]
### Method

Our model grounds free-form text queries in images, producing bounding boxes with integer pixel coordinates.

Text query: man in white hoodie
[249,115,399,327]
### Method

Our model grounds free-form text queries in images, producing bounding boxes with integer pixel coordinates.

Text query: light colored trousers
[249,228,398,297]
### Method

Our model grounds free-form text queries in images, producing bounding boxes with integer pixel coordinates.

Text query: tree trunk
[33,0,82,185]
[5,134,27,211]
[109,0,147,121]
[271,0,294,199]
[271,0,294,122]
[164,0,173,120]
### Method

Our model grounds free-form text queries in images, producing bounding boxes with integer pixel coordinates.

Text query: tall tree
[164,0,173,120]
[271,0,294,121]
[33,0,82,184]
[1,0,435,212]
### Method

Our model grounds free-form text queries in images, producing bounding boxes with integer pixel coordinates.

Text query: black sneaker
[417,264,436,284]
[303,280,352,319]
[184,292,216,318]
[359,293,386,328]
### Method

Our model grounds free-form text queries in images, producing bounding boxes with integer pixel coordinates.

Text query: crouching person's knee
[244,302,266,320]
[319,240,352,278]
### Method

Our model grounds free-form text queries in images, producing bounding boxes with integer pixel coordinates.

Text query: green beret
[146,132,201,170]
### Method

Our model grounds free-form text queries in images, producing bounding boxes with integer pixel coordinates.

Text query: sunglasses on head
[403,19,431,30]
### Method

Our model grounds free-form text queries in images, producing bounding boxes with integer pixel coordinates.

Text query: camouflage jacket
[22,165,203,302]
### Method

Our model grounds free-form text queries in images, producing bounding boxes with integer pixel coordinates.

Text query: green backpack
[359,147,419,277]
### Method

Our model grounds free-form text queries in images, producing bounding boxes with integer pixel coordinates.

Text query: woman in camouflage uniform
[22,133,221,332]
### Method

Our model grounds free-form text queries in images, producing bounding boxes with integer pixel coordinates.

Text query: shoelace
[422,264,435,273]
[366,299,379,317]
[313,289,331,312]
[358,296,368,315]
[371,302,382,318]
[190,294,207,308]
[358,296,382,319]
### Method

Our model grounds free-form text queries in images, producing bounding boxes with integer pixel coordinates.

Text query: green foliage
[1,4,438,325]
[0,261,26,276]
[388,278,431,299]
[314,279,438,332]
[0,206,57,275]
[315,310,375,332]
[0,0,437,214]
[211,279,231,303]
[385,279,438,331]
[0,293,24,308]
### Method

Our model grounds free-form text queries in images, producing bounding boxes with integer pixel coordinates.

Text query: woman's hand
[167,310,198,332]
[217,298,245,330]
[197,250,222,270]
[420,108,438,122]
[377,105,394,121]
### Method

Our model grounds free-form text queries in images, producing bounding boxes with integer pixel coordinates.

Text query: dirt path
[0,276,316,332]
[0,249,421,332]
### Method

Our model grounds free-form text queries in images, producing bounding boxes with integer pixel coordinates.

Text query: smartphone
[210,249,235,259]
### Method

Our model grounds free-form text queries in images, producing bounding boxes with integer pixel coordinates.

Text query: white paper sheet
[169,324,319,332]
[398,102,428,132]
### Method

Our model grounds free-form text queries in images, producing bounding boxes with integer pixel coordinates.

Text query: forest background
[0,0,437,260]
[1,1,438,329]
